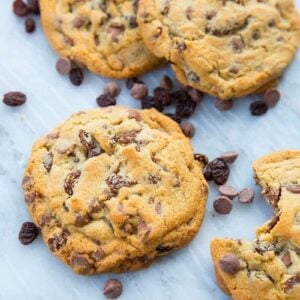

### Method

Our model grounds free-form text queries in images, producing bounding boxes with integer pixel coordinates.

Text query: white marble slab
[0,1,300,299]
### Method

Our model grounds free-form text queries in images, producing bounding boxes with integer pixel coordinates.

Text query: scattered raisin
[18,222,39,245]
[204,158,230,185]
[250,100,268,116]
[79,130,102,158]
[153,87,172,106]
[3,92,26,106]
[141,96,164,112]
[69,68,84,86]
[96,94,116,107]
[64,170,81,195]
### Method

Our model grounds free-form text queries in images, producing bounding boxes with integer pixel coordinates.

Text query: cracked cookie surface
[40,0,162,78]
[211,150,300,299]
[22,106,208,274]
[137,0,300,99]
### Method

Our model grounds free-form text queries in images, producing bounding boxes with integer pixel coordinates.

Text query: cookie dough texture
[137,0,300,99]
[40,0,162,78]
[211,150,300,299]
[22,106,208,274]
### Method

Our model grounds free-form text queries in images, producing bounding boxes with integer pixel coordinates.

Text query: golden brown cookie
[40,0,162,78]
[22,106,208,274]
[137,0,300,99]
[211,150,300,299]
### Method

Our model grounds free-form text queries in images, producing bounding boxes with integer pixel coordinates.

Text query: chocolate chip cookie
[40,0,162,78]
[22,106,208,274]
[211,150,300,299]
[137,0,300,99]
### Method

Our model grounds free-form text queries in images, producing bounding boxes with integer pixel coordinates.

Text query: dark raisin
[156,245,172,253]
[96,94,116,107]
[25,17,36,33]
[13,0,30,17]
[27,0,40,14]
[173,90,196,118]
[153,87,172,106]
[141,96,164,112]
[18,222,39,245]
[204,158,230,185]
[69,68,84,86]
[79,129,102,158]
[250,100,268,116]
[64,170,81,195]
[126,77,143,89]
[3,92,26,106]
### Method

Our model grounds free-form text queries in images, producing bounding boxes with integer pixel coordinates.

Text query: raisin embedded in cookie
[211,150,300,299]
[40,0,162,78]
[137,0,300,99]
[22,106,208,274]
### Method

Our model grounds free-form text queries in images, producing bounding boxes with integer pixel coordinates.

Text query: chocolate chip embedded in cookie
[137,0,300,99]
[211,150,300,299]
[22,106,208,274]
[40,0,163,79]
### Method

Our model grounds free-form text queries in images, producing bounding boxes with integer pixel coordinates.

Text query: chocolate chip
[250,100,268,116]
[141,96,164,112]
[13,0,30,17]
[41,212,53,226]
[69,67,84,86]
[73,16,88,28]
[188,88,204,103]
[229,66,239,74]
[97,94,116,107]
[75,214,91,227]
[160,75,173,90]
[129,16,138,28]
[180,122,195,138]
[238,188,254,204]
[92,248,105,261]
[89,198,104,213]
[104,82,121,97]
[206,10,217,20]
[25,17,35,33]
[71,254,92,274]
[231,37,244,52]
[24,191,39,205]
[79,129,102,158]
[108,23,125,42]
[103,279,123,299]
[18,222,39,245]
[48,230,69,251]
[220,151,239,164]
[213,196,233,214]
[194,153,209,167]
[106,174,136,194]
[56,57,72,75]
[131,83,148,99]
[286,184,300,193]
[27,0,40,14]
[204,158,230,185]
[174,90,197,118]
[156,245,172,253]
[128,109,141,121]
[176,41,186,52]
[3,92,26,106]
[64,170,81,195]
[215,98,233,111]
[219,185,238,199]
[126,77,143,89]
[114,131,137,144]
[281,251,292,268]
[283,276,300,294]
[219,253,240,274]
[164,113,181,123]
[43,152,53,172]
[263,88,281,108]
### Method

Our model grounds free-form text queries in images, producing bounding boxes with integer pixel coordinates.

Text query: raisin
[79,130,102,158]
[64,170,81,195]
[141,96,164,112]
[69,68,84,86]
[250,100,268,116]
[204,158,230,185]
[27,0,40,14]
[19,222,39,245]
[172,90,196,118]
[96,94,116,107]
[153,87,172,106]
[106,174,136,194]
[3,92,26,106]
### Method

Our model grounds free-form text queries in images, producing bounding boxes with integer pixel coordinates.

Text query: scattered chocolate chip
[204,158,230,185]
[163,113,181,123]
[43,152,53,172]
[264,88,281,108]
[79,129,102,158]
[153,87,171,106]
[25,17,35,33]
[160,75,173,90]
[13,0,30,17]
[219,253,240,274]
[219,185,238,199]
[64,170,81,195]
[96,94,116,107]
[27,0,40,14]
[18,222,39,245]
[287,184,300,193]
[56,57,72,75]
[108,23,125,42]
[281,251,292,268]
[126,77,143,89]
[128,109,141,121]
[194,153,209,167]
[215,98,233,111]
[24,191,39,205]
[250,100,268,116]
[141,96,164,112]
[75,214,91,227]
[180,122,195,138]
[104,82,121,97]
[156,245,172,253]
[48,230,69,252]
[131,83,148,99]
[213,196,233,214]
[103,279,123,299]
[231,37,244,53]
[283,276,300,294]
[220,151,239,164]
[188,88,204,103]
[69,67,84,86]
[73,16,88,28]
[71,254,92,274]
[3,92,26,106]
[41,212,53,226]
[238,188,254,204]
[174,90,197,118]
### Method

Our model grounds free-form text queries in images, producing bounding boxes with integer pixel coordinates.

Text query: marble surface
[1,1,300,299]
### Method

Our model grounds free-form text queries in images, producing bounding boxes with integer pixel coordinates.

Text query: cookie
[211,150,300,299]
[40,0,162,78]
[137,0,300,99]
[22,106,208,274]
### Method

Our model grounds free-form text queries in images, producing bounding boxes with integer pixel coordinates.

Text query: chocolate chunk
[24,191,39,205]
[153,87,171,106]
[3,92,26,106]
[141,96,164,112]
[213,196,233,214]
[264,88,281,108]
[238,188,254,204]
[180,122,195,138]
[281,251,292,268]
[160,75,173,90]
[79,129,102,158]
[220,151,239,163]
[106,174,136,194]
[96,94,116,107]
[22,175,34,189]
[128,109,141,121]
[174,90,197,118]
[56,57,72,75]
[206,10,217,20]
[250,100,268,116]
[188,88,204,103]
[103,279,123,299]
[286,184,300,194]
[73,16,88,28]
[27,0,40,14]
[204,158,230,185]
[215,98,233,111]
[64,170,81,195]
[283,276,300,294]
[25,17,35,33]
[148,174,161,184]
[69,68,84,86]
[92,247,105,261]
[219,253,240,274]
[231,37,244,52]
[13,0,30,17]
[108,23,125,42]
[219,185,238,199]
[126,77,143,89]
[48,230,69,251]
[70,254,92,274]
[114,130,137,144]
[18,222,39,245]
[104,82,121,97]
[89,198,104,213]
[43,152,53,172]
[131,83,148,99]
[75,214,91,227]
[194,153,209,167]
